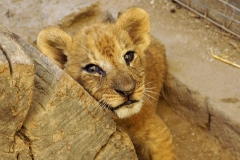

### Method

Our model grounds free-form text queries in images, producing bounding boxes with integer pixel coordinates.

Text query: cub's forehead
[72,23,134,70]
[76,23,134,48]
[74,23,134,57]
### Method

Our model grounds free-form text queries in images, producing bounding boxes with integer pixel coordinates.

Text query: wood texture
[0,25,137,159]
[0,25,34,158]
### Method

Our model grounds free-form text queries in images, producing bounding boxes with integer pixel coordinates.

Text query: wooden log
[0,25,137,159]
[0,25,34,159]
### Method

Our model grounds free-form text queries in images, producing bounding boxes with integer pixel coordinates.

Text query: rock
[162,73,209,129]
[163,62,240,157]
[208,100,240,158]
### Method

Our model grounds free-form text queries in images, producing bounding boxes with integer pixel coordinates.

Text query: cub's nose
[113,72,136,97]
[114,88,134,97]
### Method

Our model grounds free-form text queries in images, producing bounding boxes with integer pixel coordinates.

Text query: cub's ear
[37,27,72,69]
[117,7,150,51]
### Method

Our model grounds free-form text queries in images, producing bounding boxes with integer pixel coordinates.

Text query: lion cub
[37,7,175,160]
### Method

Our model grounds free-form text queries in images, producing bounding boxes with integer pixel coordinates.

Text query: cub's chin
[114,100,143,119]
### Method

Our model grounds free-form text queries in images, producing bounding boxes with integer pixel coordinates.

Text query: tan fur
[37,7,175,160]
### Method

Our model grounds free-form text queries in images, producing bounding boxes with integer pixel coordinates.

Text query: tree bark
[0,25,137,160]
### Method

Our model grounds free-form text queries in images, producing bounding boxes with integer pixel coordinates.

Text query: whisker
[101,102,106,108]
[98,98,105,104]
[103,101,107,107]
[145,89,160,96]
[98,98,105,105]
[145,80,156,86]
[144,92,157,101]
[143,95,152,105]
[145,87,158,90]
[97,98,113,111]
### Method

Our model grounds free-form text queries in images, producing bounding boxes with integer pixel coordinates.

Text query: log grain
[0,25,137,160]
[0,25,34,159]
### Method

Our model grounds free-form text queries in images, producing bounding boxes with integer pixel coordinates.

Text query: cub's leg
[116,105,175,160]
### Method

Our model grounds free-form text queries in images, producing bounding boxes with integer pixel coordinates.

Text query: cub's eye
[84,64,99,74]
[124,51,135,65]
[84,64,106,77]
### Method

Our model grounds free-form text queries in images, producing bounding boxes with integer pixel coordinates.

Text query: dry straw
[210,49,240,69]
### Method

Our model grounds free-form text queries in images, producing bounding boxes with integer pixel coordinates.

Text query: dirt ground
[1,0,239,159]
[157,98,233,160]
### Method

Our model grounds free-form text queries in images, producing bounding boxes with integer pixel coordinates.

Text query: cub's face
[37,7,150,118]
[66,24,146,118]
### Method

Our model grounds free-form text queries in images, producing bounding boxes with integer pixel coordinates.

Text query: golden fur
[37,7,175,160]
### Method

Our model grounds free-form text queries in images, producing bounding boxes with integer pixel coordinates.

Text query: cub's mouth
[112,100,139,110]
[99,100,143,119]
[100,100,139,111]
